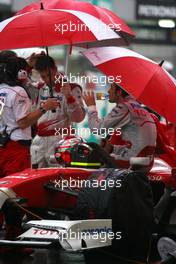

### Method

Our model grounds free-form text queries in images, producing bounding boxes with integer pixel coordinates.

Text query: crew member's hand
[43,98,59,111]
[103,140,113,154]
[60,83,72,98]
[83,91,96,106]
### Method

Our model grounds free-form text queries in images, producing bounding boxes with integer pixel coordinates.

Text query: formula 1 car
[0,140,153,261]
[0,140,118,220]
[0,166,154,262]
[0,137,176,263]
[0,155,174,221]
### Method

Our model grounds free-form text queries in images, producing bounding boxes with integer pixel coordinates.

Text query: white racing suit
[31,84,85,167]
[88,96,157,169]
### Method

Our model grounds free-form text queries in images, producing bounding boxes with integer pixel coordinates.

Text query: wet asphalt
[0,248,161,264]
[0,249,125,264]
[0,230,160,264]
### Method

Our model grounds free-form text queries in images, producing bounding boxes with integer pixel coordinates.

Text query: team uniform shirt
[88,96,157,162]
[31,84,85,167]
[0,83,31,141]
[36,84,85,136]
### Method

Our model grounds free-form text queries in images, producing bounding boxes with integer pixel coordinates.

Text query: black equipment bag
[76,168,154,261]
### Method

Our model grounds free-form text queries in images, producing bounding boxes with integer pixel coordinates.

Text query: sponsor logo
[0,180,11,185]
[82,227,112,235]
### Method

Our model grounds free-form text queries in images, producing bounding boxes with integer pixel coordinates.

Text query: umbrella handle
[45,46,56,113]
[64,45,70,77]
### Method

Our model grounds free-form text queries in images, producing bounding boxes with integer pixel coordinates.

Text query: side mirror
[130,157,151,174]
[130,157,151,167]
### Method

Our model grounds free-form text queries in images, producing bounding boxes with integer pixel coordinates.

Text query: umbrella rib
[138,65,165,114]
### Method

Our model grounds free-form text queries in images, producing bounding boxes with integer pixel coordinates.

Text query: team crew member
[84,82,157,170]
[0,50,41,105]
[0,56,59,177]
[30,55,85,167]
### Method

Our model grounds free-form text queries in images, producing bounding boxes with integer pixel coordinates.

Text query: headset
[0,56,28,82]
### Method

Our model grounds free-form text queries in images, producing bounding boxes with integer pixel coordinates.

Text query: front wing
[0,219,113,251]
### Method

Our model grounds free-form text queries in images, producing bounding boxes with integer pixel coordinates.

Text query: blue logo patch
[40,95,63,101]
[0,93,7,97]
[82,227,112,234]
[57,95,63,101]
[131,103,142,109]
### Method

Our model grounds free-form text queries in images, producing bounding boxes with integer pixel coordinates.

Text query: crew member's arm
[83,91,131,130]
[13,90,59,129]
[60,83,85,123]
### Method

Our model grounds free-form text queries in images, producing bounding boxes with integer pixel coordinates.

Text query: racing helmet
[54,136,102,168]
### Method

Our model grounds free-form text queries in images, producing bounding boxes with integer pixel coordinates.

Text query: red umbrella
[0,3,123,97]
[16,0,135,47]
[0,4,121,50]
[82,46,176,124]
